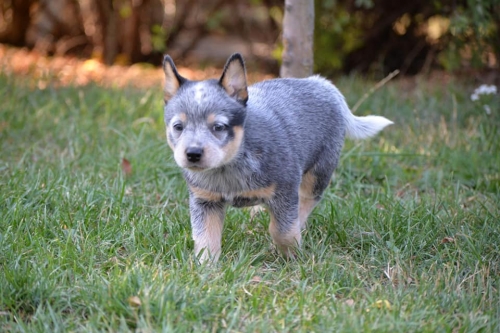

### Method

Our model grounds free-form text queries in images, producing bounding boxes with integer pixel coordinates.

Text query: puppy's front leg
[189,195,226,263]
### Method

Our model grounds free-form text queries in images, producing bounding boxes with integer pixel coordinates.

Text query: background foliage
[315,0,500,76]
[0,0,498,76]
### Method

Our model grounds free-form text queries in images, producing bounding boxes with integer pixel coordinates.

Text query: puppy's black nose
[186,147,203,162]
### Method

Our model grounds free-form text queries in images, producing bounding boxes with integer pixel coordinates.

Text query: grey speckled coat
[162,53,393,262]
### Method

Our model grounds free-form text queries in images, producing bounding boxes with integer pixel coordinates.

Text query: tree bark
[280,0,314,78]
[100,0,118,65]
[0,0,33,46]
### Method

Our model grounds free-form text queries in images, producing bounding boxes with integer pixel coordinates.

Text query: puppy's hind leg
[268,193,302,259]
[298,170,321,230]
[299,161,338,229]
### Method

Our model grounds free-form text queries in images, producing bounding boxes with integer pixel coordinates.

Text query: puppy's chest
[187,172,276,207]
[189,183,276,207]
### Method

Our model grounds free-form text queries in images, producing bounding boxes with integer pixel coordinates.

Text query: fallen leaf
[441,237,455,244]
[344,299,355,306]
[250,276,262,283]
[128,296,141,307]
[121,158,132,176]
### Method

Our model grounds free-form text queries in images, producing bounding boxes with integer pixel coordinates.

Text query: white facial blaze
[194,83,205,105]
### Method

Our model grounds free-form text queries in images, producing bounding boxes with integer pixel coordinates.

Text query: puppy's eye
[213,123,227,132]
[173,123,184,132]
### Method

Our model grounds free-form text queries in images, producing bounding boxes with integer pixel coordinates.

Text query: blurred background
[0,0,499,79]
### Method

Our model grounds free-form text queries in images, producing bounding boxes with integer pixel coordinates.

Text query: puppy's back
[245,76,347,170]
[247,76,347,131]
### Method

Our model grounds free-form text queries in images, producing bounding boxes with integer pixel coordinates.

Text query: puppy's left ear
[163,55,186,102]
[219,53,248,104]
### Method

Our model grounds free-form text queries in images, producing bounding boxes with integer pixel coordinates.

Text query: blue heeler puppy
[162,53,393,262]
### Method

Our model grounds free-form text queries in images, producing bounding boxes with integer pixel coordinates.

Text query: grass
[0,71,499,332]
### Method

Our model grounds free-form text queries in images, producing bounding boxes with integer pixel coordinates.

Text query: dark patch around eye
[228,109,246,127]
[226,126,236,140]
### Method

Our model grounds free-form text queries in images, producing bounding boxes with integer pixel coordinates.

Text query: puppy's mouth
[183,163,208,171]
[186,165,205,171]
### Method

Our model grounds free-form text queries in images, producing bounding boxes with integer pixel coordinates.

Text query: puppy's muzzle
[186,147,203,163]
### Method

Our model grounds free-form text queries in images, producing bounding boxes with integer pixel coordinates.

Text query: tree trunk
[280,0,314,78]
[123,1,142,64]
[100,0,118,65]
[0,0,33,46]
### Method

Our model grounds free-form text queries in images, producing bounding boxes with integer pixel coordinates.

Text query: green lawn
[1,72,499,332]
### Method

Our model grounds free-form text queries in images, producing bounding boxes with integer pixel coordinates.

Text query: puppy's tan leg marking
[299,198,317,230]
[299,171,319,229]
[268,214,301,259]
[193,209,224,262]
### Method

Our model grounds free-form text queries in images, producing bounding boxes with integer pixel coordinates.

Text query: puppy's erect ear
[163,55,186,102]
[219,53,248,104]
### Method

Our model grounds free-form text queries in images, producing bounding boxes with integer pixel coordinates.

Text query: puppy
[162,53,392,262]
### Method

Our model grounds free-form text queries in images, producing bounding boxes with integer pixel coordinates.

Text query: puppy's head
[162,54,248,171]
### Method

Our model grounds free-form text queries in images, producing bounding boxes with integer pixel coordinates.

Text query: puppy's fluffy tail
[344,113,394,140]
[313,75,393,139]
[310,75,393,139]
